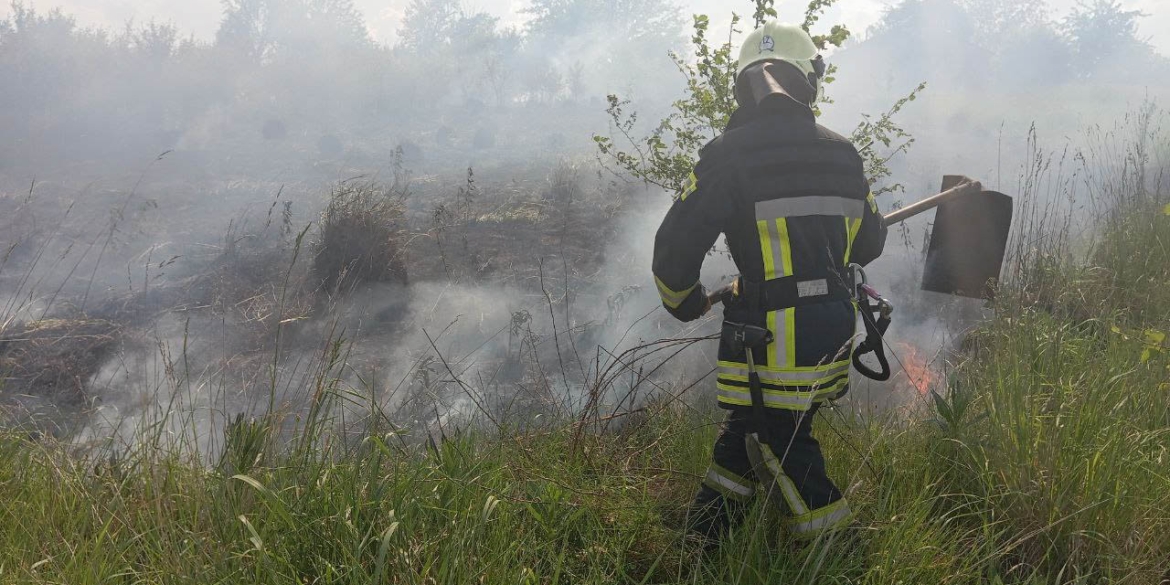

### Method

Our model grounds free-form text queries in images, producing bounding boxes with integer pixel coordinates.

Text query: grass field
[1,138,1169,584]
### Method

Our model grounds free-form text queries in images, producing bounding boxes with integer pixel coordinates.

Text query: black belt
[735,272,852,312]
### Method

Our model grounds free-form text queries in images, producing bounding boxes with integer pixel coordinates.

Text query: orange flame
[893,342,936,395]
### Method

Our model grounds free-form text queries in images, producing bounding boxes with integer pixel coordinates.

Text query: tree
[957,0,1074,86]
[130,20,180,61]
[960,0,1049,41]
[216,0,369,62]
[523,0,685,100]
[594,0,922,196]
[1063,0,1156,78]
[399,0,460,53]
[217,0,272,61]
[524,0,682,47]
[397,2,520,105]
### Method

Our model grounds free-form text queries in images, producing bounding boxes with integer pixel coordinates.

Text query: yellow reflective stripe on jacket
[716,384,819,410]
[776,218,794,276]
[716,365,848,410]
[844,216,863,264]
[716,379,848,411]
[767,310,781,367]
[788,498,853,538]
[717,360,850,385]
[757,220,778,280]
[679,171,699,201]
[765,308,798,369]
[814,378,850,400]
[654,275,697,309]
[783,308,797,366]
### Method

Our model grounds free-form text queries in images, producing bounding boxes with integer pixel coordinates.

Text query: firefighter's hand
[708,282,737,310]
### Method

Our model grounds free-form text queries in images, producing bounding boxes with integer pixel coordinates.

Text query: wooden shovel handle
[882,178,983,227]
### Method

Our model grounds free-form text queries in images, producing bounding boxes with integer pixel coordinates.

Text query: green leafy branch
[594,0,922,199]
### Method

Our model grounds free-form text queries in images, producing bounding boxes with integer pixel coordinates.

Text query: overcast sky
[7,0,1169,55]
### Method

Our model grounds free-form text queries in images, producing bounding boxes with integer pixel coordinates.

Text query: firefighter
[651,21,887,544]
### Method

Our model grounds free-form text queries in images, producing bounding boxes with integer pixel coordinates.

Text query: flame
[893,342,936,395]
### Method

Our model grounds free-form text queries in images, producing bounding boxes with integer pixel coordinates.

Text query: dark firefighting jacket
[652,99,887,412]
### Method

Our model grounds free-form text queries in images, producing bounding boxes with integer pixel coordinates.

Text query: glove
[665,284,710,322]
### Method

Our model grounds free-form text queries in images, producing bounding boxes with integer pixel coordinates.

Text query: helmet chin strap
[806,55,826,106]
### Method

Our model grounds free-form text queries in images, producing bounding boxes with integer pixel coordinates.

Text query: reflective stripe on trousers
[788,498,853,538]
[702,464,757,502]
[758,440,853,538]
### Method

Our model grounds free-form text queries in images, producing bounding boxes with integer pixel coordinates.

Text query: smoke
[1,0,1168,451]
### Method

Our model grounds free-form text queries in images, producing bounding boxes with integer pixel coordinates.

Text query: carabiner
[848,263,868,288]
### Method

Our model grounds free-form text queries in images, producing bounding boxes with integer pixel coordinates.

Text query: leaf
[374,520,399,585]
[1144,329,1166,347]
[1163,202,1170,216]
[238,515,264,552]
[482,495,500,522]
[931,390,954,427]
[232,474,270,495]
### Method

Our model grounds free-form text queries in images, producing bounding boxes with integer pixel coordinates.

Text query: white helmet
[737,21,826,100]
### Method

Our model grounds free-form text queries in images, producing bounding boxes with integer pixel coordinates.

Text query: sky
[8,0,1169,56]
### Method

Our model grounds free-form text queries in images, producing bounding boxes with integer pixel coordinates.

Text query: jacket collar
[726,97,816,132]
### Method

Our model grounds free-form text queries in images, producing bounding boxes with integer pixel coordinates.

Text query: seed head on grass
[313,180,408,295]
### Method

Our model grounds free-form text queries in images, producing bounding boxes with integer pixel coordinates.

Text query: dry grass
[313,180,409,295]
[0,318,119,405]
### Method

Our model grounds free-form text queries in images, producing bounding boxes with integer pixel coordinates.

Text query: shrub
[312,181,408,294]
[542,161,579,204]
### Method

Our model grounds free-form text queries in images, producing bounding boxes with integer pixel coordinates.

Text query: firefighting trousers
[687,405,852,540]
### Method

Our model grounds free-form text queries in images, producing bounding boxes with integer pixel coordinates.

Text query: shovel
[883,175,1014,299]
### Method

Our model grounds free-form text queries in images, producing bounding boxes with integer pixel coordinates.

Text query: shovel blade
[922,183,1013,299]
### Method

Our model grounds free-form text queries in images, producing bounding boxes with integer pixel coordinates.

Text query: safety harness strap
[851,283,892,381]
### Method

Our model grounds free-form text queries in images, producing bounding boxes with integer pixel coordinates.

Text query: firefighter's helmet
[737,21,826,100]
